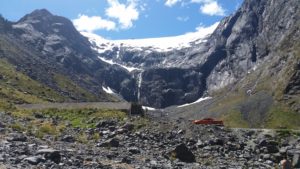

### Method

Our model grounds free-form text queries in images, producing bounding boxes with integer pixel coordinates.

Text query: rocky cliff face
[85,0,299,109]
[206,0,299,92]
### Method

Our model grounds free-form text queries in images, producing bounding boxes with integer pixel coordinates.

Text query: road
[16,102,131,110]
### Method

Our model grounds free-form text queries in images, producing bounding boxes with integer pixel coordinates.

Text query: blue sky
[0,0,243,39]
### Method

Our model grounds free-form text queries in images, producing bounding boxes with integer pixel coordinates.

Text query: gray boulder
[7,133,27,142]
[171,143,196,163]
[37,148,61,164]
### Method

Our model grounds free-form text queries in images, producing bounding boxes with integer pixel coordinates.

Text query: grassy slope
[0,58,66,107]
[12,108,127,129]
[52,73,119,103]
[53,73,97,101]
[9,107,128,141]
[212,43,300,129]
[8,105,151,143]
[0,34,118,108]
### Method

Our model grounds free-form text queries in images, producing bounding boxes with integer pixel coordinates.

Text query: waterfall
[116,44,120,59]
[137,71,143,101]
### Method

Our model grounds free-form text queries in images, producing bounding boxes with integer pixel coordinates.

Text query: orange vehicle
[192,118,224,126]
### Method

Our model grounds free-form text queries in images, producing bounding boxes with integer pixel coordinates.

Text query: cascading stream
[137,71,143,101]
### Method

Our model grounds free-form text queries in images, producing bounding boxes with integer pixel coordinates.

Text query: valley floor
[0,108,299,169]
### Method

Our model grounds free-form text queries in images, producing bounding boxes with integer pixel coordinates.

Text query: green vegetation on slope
[53,73,98,102]
[0,35,118,105]
[12,108,127,129]
[7,105,151,143]
[266,105,300,129]
[0,58,66,109]
[209,46,300,129]
[9,107,128,140]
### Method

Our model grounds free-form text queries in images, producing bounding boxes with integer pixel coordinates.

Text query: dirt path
[16,102,131,110]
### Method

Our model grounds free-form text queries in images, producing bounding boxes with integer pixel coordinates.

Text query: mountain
[83,0,300,127]
[83,0,299,109]
[0,9,135,104]
[0,0,299,128]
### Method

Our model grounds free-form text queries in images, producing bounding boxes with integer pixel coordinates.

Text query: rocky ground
[0,111,300,169]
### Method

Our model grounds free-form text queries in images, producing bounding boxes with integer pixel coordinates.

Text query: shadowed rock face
[140,68,203,108]
[285,62,300,95]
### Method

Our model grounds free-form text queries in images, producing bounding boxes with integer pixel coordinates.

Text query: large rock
[37,148,61,164]
[292,153,300,168]
[258,139,279,153]
[98,138,120,147]
[170,143,196,163]
[96,120,117,128]
[7,133,27,142]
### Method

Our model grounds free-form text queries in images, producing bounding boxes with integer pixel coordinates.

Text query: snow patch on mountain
[177,97,212,108]
[142,106,156,111]
[81,22,218,53]
[102,86,115,94]
[98,56,142,72]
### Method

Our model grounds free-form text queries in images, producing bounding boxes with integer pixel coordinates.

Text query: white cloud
[73,14,116,32]
[200,1,225,16]
[163,0,226,16]
[190,0,212,3]
[195,22,219,32]
[105,0,139,29]
[165,0,181,7]
[190,0,225,16]
[177,16,189,22]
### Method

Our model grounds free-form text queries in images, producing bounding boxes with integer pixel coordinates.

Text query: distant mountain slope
[0,9,130,103]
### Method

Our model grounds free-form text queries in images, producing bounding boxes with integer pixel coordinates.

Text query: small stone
[214,138,224,146]
[0,122,6,128]
[265,160,273,165]
[96,120,116,128]
[196,140,205,148]
[150,160,157,165]
[61,135,75,142]
[263,154,271,160]
[24,156,44,165]
[204,146,211,151]
[280,147,288,154]
[121,157,132,164]
[122,123,134,131]
[128,147,141,154]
